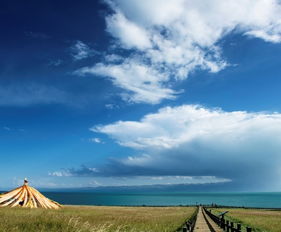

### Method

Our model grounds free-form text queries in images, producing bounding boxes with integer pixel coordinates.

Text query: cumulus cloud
[91,105,281,191]
[78,59,177,104]
[106,12,152,49]
[76,0,281,104]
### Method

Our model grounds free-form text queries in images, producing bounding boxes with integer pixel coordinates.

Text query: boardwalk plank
[193,207,223,232]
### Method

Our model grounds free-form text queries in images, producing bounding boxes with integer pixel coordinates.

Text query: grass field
[0,206,195,232]
[210,208,281,232]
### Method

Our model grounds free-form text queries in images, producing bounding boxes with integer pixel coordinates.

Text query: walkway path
[193,207,223,232]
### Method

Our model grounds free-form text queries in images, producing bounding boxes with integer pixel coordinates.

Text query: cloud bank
[77,0,281,104]
[87,105,281,190]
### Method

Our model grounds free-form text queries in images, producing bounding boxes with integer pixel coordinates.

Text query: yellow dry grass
[211,208,281,232]
[0,205,196,232]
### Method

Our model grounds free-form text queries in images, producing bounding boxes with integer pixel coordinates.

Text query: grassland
[210,208,281,232]
[0,205,195,232]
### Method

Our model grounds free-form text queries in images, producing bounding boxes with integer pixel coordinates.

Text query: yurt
[0,179,61,209]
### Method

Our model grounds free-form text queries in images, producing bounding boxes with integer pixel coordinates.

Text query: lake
[41,192,281,208]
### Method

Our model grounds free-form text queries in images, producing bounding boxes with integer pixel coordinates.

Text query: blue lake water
[41,192,281,208]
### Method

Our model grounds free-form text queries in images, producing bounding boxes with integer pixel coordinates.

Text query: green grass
[0,206,196,232]
[210,208,281,232]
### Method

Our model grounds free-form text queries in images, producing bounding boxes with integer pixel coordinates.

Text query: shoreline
[63,204,281,210]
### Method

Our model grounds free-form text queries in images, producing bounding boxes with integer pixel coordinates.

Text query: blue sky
[1,0,281,191]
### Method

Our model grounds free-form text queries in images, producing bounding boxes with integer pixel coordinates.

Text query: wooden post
[186,223,190,231]
[230,222,234,232]
[246,227,252,232]
[220,215,224,229]
[237,224,242,232]
[226,220,230,232]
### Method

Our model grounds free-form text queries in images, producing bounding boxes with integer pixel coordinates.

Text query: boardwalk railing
[180,206,198,232]
[203,207,252,232]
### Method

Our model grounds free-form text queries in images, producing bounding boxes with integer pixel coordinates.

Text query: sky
[1,0,281,191]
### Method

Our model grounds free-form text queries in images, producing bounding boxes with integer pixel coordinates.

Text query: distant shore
[3,191,281,208]
[65,204,281,210]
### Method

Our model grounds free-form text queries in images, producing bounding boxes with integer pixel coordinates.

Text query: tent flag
[0,179,61,209]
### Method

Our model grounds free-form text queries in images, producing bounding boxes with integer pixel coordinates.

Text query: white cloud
[76,0,281,104]
[105,103,122,110]
[245,29,281,43]
[104,54,123,62]
[94,105,281,150]
[148,175,231,185]
[106,12,152,49]
[105,103,117,109]
[94,104,281,190]
[48,170,73,177]
[51,170,230,186]
[71,40,94,61]
[78,59,177,104]
[88,180,102,186]
[89,137,103,144]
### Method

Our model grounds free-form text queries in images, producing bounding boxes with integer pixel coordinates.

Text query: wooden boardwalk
[193,207,223,232]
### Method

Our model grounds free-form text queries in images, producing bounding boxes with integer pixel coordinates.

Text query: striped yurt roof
[0,179,61,209]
